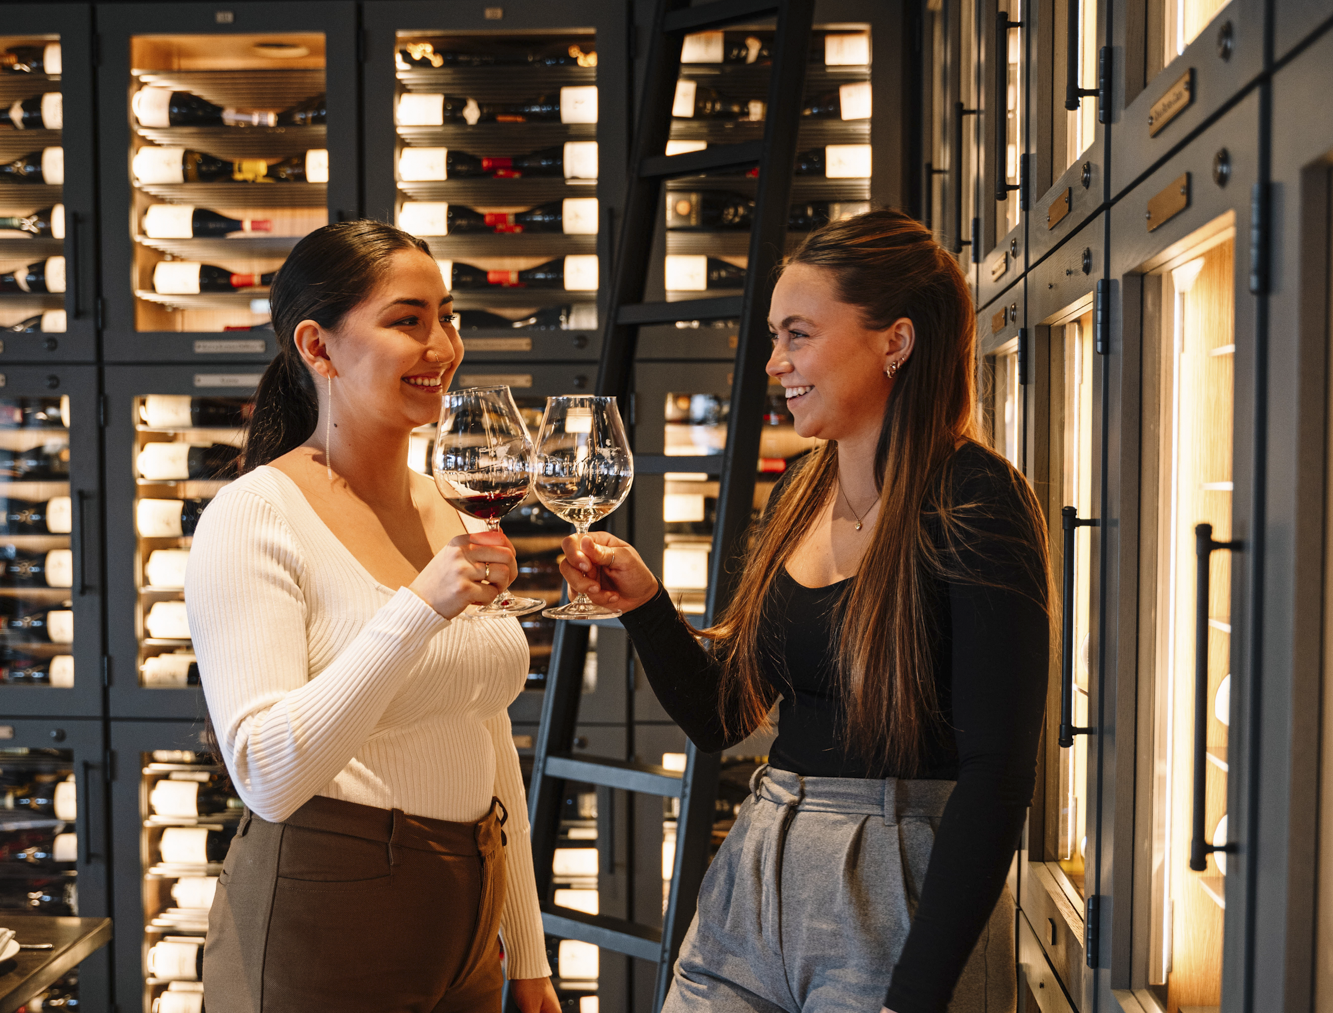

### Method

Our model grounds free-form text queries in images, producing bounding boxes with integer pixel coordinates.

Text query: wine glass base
[468,595,548,619]
[543,600,624,620]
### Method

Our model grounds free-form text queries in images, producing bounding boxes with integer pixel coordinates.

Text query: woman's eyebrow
[767,314,815,329]
[381,296,453,311]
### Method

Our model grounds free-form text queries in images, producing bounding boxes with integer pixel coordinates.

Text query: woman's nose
[765,341,790,377]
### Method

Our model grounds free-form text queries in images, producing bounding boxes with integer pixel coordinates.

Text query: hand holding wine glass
[557,531,659,614]
[408,528,518,620]
[432,385,545,618]
[534,395,634,619]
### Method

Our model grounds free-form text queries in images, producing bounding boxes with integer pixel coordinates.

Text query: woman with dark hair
[558,207,1051,1013]
[184,220,559,1013]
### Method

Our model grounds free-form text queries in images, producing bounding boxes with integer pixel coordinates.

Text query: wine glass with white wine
[533,395,634,620]
[433,385,546,618]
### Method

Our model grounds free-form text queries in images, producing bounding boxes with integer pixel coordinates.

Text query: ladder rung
[617,296,744,326]
[663,0,782,34]
[541,909,663,962]
[545,752,684,797]
[639,141,764,179]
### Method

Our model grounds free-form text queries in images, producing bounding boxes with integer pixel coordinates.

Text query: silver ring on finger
[608,549,615,567]
[482,562,491,585]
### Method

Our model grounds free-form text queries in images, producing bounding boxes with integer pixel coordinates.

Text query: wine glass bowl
[534,395,634,620]
[432,385,545,618]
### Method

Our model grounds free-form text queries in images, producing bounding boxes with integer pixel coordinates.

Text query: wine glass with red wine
[432,385,545,618]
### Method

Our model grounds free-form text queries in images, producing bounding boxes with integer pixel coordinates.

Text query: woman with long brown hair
[558,207,1050,1013]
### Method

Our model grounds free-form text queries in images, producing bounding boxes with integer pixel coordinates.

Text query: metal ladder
[520,0,813,1008]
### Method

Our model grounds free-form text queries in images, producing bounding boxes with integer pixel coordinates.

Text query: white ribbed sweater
[184,466,549,979]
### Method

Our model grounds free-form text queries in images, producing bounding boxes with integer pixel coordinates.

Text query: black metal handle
[923,161,948,231]
[75,489,93,596]
[1059,505,1099,748]
[1065,0,1101,111]
[78,760,100,863]
[995,12,1022,204]
[952,101,977,255]
[67,211,82,319]
[1190,523,1239,872]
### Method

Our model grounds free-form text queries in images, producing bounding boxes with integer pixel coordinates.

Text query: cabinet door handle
[67,211,83,320]
[995,12,1022,204]
[952,101,977,255]
[79,760,101,863]
[923,161,948,231]
[1065,0,1105,114]
[1190,523,1239,871]
[1059,506,1098,748]
[75,489,95,596]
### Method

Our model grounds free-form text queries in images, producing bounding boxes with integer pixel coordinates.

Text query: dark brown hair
[240,219,432,472]
[703,207,1050,774]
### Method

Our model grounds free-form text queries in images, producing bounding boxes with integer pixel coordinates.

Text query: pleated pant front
[203,794,507,1013]
[663,765,1015,1013]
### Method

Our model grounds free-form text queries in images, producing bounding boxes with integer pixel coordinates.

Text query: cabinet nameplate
[194,340,266,355]
[464,338,533,353]
[1047,188,1071,230]
[1148,69,1194,137]
[1146,173,1190,232]
[193,373,264,388]
[990,251,1009,282]
[991,308,1008,334]
[457,373,533,388]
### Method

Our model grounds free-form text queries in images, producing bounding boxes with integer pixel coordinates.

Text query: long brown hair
[704,207,1050,774]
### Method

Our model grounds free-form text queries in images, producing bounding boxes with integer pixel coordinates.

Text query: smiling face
[313,248,464,431]
[766,262,908,445]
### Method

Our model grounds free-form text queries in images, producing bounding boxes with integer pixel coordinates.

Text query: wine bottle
[397,86,596,125]
[0,546,73,589]
[0,495,72,534]
[0,147,62,184]
[140,395,252,429]
[141,652,199,687]
[399,197,598,237]
[150,775,242,818]
[666,192,871,231]
[397,141,598,181]
[665,493,716,535]
[671,80,764,121]
[0,827,77,867]
[792,144,873,178]
[136,442,240,481]
[277,92,326,126]
[132,147,329,185]
[1,650,74,687]
[132,88,277,128]
[680,31,772,64]
[137,498,209,538]
[786,200,872,230]
[0,44,62,76]
[395,40,596,69]
[3,311,67,334]
[437,254,598,291]
[147,940,204,982]
[145,548,190,589]
[2,776,75,819]
[144,600,191,641]
[27,974,81,1010]
[142,205,272,239]
[4,92,61,131]
[0,396,66,427]
[0,442,70,480]
[0,877,75,916]
[172,875,218,910]
[152,262,276,295]
[464,303,598,331]
[0,256,64,294]
[800,82,873,120]
[665,254,747,291]
[0,204,64,238]
[0,601,75,644]
[159,825,233,866]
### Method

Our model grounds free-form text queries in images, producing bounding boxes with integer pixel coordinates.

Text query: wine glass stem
[571,523,594,605]
[488,519,513,607]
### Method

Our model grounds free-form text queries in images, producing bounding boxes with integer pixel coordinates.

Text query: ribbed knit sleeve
[484,709,552,979]
[186,486,451,822]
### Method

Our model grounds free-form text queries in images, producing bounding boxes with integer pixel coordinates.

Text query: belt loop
[882,777,897,827]
[238,808,253,836]
[388,808,404,867]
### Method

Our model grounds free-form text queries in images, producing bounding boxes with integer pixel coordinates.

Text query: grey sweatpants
[663,766,1015,1013]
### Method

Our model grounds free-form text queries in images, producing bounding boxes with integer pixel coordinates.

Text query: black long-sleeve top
[620,442,1050,1013]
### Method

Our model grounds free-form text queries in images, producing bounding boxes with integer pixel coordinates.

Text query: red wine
[400,197,597,236]
[152,262,276,295]
[443,488,526,521]
[4,92,61,130]
[0,147,61,184]
[133,147,328,184]
[142,205,272,239]
[0,204,63,238]
[397,142,597,181]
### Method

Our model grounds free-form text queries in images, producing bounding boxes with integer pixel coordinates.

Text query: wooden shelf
[134,124,325,161]
[135,182,326,208]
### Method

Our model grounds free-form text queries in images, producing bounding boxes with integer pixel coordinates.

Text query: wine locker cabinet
[978,277,1027,474]
[0,716,111,1010]
[0,366,104,719]
[1096,93,1260,1013]
[95,2,359,365]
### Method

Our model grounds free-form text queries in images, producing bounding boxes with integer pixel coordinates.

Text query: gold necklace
[837,476,875,531]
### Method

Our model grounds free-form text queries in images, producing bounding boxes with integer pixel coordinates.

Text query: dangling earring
[885,360,900,379]
[325,372,334,482]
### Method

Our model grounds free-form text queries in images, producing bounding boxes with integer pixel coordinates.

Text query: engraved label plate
[1047,188,1071,230]
[991,308,1008,334]
[1148,69,1194,137]
[193,340,266,355]
[457,373,533,388]
[464,338,533,353]
[1146,172,1190,232]
[193,373,264,388]
[990,251,1009,282]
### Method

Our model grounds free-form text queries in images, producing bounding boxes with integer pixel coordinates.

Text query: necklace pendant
[855,520,862,531]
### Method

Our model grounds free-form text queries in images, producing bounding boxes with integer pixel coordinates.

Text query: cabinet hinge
[1249,181,1270,294]
[1085,894,1100,967]
[1096,46,1111,124]
[1094,279,1110,355]
[1017,328,1030,385]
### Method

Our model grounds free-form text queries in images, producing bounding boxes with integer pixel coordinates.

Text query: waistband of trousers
[244,794,507,856]
[751,764,955,822]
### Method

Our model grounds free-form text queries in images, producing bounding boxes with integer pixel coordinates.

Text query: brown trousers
[203,795,508,1013]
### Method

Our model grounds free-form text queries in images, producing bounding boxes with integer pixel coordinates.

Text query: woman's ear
[880,316,916,370]
[293,320,336,379]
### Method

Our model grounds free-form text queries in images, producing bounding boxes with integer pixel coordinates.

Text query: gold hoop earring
[325,372,334,482]
[885,360,900,379]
